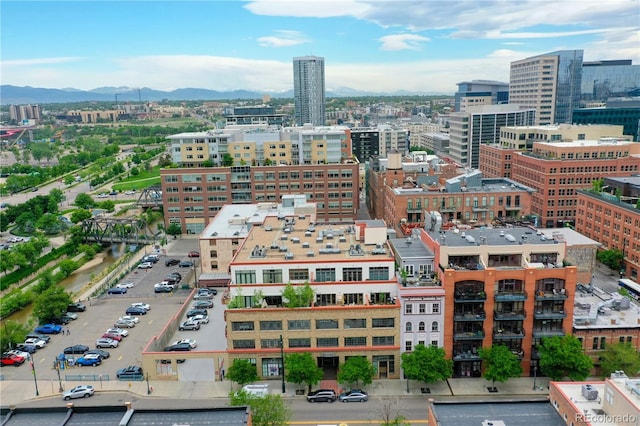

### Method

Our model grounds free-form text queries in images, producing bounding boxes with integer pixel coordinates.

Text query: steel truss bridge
[136,185,163,209]
[81,217,156,244]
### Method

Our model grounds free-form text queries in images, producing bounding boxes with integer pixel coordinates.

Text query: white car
[24,338,46,348]
[130,302,150,311]
[114,319,135,328]
[63,385,94,400]
[7,349,31,358]
[118,315,140,324]
[96,338,119,348]
[96,193,109,198]
[124,190,135,195]
[190,314,209,325]
[105,327,128,337]
[172,338,197,349]
[137,262,153,269]
[116,282,134,289]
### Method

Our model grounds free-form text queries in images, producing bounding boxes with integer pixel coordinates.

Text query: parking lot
[1,239,227,384]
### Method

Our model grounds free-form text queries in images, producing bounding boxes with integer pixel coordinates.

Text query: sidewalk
[0,376,551,407]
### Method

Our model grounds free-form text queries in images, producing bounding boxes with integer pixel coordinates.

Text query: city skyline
[1,0,639,94]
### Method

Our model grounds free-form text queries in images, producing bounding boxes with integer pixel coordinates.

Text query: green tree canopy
[74,193,96,209]
[222,153,234,167]
[401,344,453,388]
[597,249,624,272]
[599,342,640,378]
[229,391,290,426]
[227,359,259,387]
[479,344,523,389]
[70,209,93,224]
[337,356,376,388]
[539,335,593,381]
[166,223,182,238]
[0,320,32,353]
[32,286,72,323]
[285,352,324,392]
[281,283,314,308]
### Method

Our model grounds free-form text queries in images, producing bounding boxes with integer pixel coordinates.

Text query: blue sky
[1,0,638,94]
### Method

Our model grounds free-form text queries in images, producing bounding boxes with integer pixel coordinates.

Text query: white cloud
[257,30,310,47]
[378,34,430,51]
[2,57,82,66]
[244,0,371,18]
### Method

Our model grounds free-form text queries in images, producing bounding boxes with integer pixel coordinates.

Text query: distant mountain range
[0,85,450,105]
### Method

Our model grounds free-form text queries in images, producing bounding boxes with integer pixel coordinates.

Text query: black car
[125,306,147,316]
[15,344,37,354]
[163,277,179,285]
[85,349,110,359]
[26,333,51,343]
[64,344,90,354]
[307,389,337,403]
[179,260,194,268]
[193,300,213,309]
[167,272,182,280]
[163,343,191,352]
[107,287,127,295]
[165,258,180,267]
[186,309,208,318]
[198,288,217,295]
[47,316,71,325]
[67,303,86,312]
[116,365,143,379]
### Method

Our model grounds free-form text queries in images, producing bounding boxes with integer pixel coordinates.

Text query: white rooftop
[535,138,634,148]
[573,289,640,329]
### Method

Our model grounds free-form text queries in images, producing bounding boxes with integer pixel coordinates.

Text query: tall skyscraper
[581,60,640,102]
[293,56,326,126]
[454,80,509,112]
[510,50,583,125]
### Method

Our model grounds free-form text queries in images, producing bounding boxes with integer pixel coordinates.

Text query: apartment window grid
[232,321,254,331]
[372,318,395,328]
[260,321,282,331]
[344,318,366,329]
[233,340,256,349]
[344,337,367,347]
[289,338,311,348]
[288,320,310,330]
[316,319,339,329]
[317,338,339,347]
[373,336,395,346]
[261,339,281,349]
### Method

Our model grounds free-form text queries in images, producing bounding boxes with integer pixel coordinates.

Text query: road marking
[118,355,123,361]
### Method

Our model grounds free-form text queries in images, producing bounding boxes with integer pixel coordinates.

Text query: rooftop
[426,226,567,249]
[535,138,635,148]
[573,287,640,329]
[431,401,564,426]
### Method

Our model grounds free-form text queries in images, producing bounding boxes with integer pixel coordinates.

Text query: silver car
[63,385,95,400]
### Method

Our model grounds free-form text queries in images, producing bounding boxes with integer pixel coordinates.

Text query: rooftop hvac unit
[582,384,598,400]
[291,237,300,243]
[302,242,310,248]
[284,253,294,260]
[307,251,314,257]
[504,234,516,243]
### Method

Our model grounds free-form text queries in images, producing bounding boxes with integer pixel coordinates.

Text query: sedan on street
[118,316,140,324]
[114,319,136,328]
[64,345,90,354]
[34,324,62,334]
[24,338,46,348]
[130,302,150,311]
[338,390,369,402]
[116,366,143,380]
[107,287,127,295]
[75,354,102,367]
[165,258,180,267]
[63,385,94,400]
[105,328,128,337]
[178,319,200,331]
[0,353,25,366]
[85,349,110,359]
[96,338,119,348]
[188,251,200,257]
[125,306,147,316]
[101,333,123,342]
[172,338,197,349]
[137,262,153,269]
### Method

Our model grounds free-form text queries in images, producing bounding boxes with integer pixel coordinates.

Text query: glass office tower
[293,56,326,126]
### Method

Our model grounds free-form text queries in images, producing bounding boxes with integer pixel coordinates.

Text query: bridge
[136,185,163,209]
[81,216,157,244]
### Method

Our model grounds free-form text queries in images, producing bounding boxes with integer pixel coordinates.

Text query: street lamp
[146,373,151,395]
[532,362,538,391]
[279,334,286,394]
[55,361,64,392]
[28,354,40,396]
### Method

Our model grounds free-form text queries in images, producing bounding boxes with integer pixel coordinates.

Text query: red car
[101,333,123,342]
[1,353,26,366]
[188,251,200,258]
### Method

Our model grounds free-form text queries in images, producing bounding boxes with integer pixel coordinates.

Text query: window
[316,268,336,282]
[405,322,412,332]
[405,304,413,314]
[431,321,439,332]
[418,321,425,332]
[600,337,606,350]
[235,271,256,284]
[289,338,311,348]
[263,269,283,284]
[261,339,281,349]
[232,321,254,331]
[316,319,338,329]
[262,358,282,376]
[405,341,412,351]
[289,269,309,281]
[344,337,367,346]
[419,304,426,314]
[372,318,395,328]
[433,303,440,314]
[233,340,255,349]
[288,320,310,330]
[344,318,366,329]
[369,267,389,280]
[342,267,362,281]
[592,337,598,350]
[317,338,339,347]
[260,321,282,331]
[373,336,394,346]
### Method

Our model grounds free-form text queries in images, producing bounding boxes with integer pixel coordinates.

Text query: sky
[1,0,639,95]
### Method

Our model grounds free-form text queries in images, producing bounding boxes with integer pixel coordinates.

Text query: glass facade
[581,60,640,101]
[552,50,584,124]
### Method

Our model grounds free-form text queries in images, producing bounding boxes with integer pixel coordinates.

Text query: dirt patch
[76,251,108,274]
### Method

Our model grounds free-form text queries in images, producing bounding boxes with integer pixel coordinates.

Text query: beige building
[499,123,630,150]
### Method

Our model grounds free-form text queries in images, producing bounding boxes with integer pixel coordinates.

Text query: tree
[337,356,376,388]
[36,213,61,234]
[285,352,324,392]
[222,152,234,166]
[374,398,411,426]
[0,320,32,353]
[597,249,624,272]
[166,223,182,239]
[539,335,593,381]
[74,193,96,209]
[281,283,314,308]
[32,286,72,323]
[479,344,523,390]
[599,342,640,378]
[401,344,453,391]
[229,391,290,426]
[70,209,93,224]
[227,359,259,387]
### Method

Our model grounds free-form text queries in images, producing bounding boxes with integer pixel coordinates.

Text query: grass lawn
[113,166,161,191]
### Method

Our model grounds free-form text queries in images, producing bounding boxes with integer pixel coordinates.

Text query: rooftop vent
[305,231,312,237]
[372,243,387,255]
[504,234,516,243]
[302,242,310,248]
[339,236,347,243]
[284,252,294,260]
[278,246,288,252]
[291,237,300,243]
[280,235,288,240]
[265,226,273,232]
[307,251,315,257]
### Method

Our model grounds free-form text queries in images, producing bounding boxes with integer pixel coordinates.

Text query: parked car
[338,390,368,402]
[101,333,123,342]
[130,302,150,311]
[105,327,128,337]
[26,333,51,343]
[24,338,46,348]
[107,287,127,295]
[34,324,62,334]
[114,319,136,328]
[186,309,208,318]
[198,288,217,295]
[307,389,337,403]
[6,350,30,359]
[64,345,89,354]
[63,385,94,400]
[179,260,194,268]
[188,251,200,258]
[192,300,213,309]
[178,319,200,331]
[162,277,179,286]
[85,349,110,359]
[193,293,213,301]
[116,282,134,289]
[164,342,192,352]
[165,258,180,267]
[14,344,37,354]
[144,254,159,262]
[190,314,209,325]
[137,262,153,269]
[167,272,182,280]
[96,338,119,348]
[154,283,173,293]
[67,303,86,312]
[61,312,78,322]
[75,354,102,367]
[0,354,27,367]
[125,306,147,316]
[172,338,197,349]
[118,315,140,324]
[116,365,143,379]
[47,316,71,325]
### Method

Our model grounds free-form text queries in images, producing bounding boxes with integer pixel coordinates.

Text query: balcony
[453,350,481,361]
[534,310,567,320]
[401,275,441,287]
[454,291,487,303]
[534,289,568,301]
[406,206,422,213]
[504,204,522,211]
[532,329,565,338]
[494,310,526,321]
[453,331,485,341]
[472,205,490,212]
[454,311,486,322]
[493,330,525,340]
[495,291,527,301]
[440,205,457,212]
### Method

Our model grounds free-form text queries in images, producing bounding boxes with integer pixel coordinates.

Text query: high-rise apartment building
[9,104,41,123]
[581,59,640,101]
[448,105,535,168]
[293,56,326,126]
[454,80,509,112]
[510,50,583,125]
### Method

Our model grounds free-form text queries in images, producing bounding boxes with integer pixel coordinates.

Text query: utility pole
[279,334,286,393]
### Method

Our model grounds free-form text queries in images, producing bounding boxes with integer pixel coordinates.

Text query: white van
[241,384,269,397]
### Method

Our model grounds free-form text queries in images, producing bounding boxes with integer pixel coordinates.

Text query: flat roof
[543,228,601,246]
[392,179,534,195]
[432,401,565,426]
[573,288,640,329]
[535,138,634,147]
[389,236,434,258]
[427,226,561,248]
